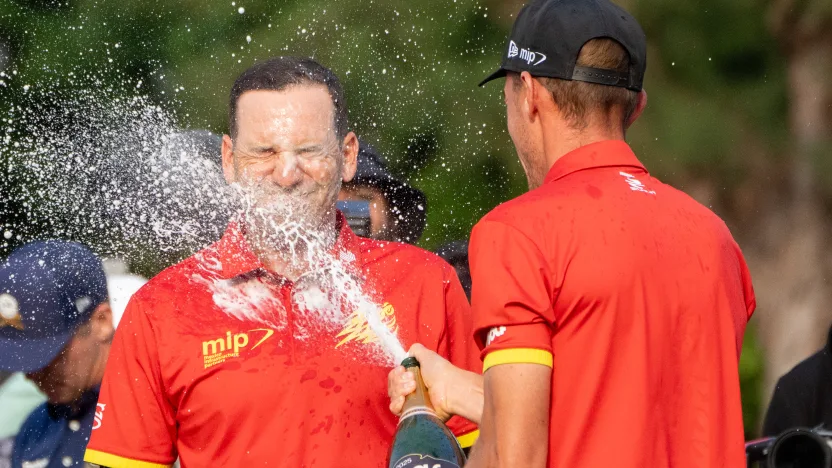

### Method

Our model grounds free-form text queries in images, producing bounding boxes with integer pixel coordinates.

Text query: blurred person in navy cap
[0,240,113,468]
[338,140,427,244]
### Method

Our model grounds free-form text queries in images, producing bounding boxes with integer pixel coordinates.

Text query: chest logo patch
[202,328,274,369]
[335,302,398,348]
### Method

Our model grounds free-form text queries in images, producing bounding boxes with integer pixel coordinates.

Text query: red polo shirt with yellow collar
[85,213,478,467]
[471,140,756,468]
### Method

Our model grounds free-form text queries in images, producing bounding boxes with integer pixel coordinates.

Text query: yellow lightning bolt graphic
[335,302,398,348]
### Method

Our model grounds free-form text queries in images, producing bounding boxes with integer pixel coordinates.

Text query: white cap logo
[0,293,19,320]
[75,296,92,314]
[0,293,23,330]
[508,40,519,58]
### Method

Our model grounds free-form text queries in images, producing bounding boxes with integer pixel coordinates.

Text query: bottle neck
[399,365,437,421]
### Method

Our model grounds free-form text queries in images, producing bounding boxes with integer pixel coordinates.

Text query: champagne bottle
[387,357,467,468]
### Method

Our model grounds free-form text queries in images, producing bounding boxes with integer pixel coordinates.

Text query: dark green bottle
[387,357,467,468]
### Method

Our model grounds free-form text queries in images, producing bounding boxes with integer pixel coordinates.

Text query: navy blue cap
[479,0,647,91]
[0,241,108,373]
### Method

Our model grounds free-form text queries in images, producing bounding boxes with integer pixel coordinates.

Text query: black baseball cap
[479,0,647,91]
[0,241,108,373]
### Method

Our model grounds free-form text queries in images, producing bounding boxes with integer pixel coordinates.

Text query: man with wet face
[0,240,112,468]
[85,57,478,468]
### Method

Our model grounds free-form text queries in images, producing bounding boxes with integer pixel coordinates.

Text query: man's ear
[90,302,115,343]
[221,134,236,184]
[520,71,540,121]
[625,89,647,129]
[341,132,359,183]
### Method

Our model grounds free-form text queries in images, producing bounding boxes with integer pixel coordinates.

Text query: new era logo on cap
[508,40,547,66]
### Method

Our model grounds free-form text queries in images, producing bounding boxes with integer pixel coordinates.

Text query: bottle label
[392,454,460,468]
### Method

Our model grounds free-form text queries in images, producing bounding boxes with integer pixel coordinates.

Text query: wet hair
[515,38,639,130]
[228,56,348,141]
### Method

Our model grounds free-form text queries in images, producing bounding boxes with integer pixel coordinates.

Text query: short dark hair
[516,38,638,130]
[228,57,349,141]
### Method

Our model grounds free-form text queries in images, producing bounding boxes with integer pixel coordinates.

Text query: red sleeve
[469,220,555,372]
[84,296,177,468]
[438,263,480,447]
[737,245,756,319]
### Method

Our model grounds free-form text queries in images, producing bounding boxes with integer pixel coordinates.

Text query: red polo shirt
[85,214,478,467]
[471,140,755,468]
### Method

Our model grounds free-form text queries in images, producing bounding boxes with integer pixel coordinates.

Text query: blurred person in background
[763,322,832,436]
[388,0,756,466]
[338,140,427,244]
[84,56,478,468]
[434,240,472,300]
[0,240,112,468]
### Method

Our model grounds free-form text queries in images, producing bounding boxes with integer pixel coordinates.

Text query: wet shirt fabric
[470,141,756,468]
[84,214,478,468]
[12,388,99,468]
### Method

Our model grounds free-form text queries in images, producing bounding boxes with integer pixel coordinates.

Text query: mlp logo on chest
[201,328,274,368]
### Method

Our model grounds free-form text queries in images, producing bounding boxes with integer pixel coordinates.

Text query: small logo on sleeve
[93,403,106,430]
[485,326,507,347]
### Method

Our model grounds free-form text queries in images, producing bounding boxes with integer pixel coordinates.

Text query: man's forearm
[448,369,484,425]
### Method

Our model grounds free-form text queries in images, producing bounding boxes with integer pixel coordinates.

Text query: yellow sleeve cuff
[84,449,173,468]
[483,348,553,372]
[456,429,480,448]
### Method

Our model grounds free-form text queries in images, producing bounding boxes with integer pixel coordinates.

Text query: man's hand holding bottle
[388,343,484,424]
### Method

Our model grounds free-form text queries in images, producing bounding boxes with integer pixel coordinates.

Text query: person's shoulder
[356,238,455,276]
[122,244,221,322]
[472,189,557,243]
[777,347,831,392]
[13,402,50,442]
[133,242,223,296]
[652,178,738,241]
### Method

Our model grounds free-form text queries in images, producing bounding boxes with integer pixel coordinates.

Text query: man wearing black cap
[0,240,114,468]
[338,140,427,244]
[388,1,756,466]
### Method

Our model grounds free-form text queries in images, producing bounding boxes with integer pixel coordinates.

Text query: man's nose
[271,152,303,187]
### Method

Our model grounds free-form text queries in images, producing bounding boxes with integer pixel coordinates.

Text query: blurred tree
[750,0,832,424]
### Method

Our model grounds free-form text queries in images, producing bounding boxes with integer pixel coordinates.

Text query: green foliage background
[0,0,784,438]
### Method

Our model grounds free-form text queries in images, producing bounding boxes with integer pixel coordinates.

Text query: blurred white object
[106,273,148,328]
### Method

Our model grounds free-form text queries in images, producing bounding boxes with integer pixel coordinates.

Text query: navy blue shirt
[11,389,98,468]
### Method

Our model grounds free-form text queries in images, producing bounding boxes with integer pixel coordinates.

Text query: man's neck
[540,119,626,176]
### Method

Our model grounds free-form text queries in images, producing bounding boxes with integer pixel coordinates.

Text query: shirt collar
[543,140,646,185]
[212,211,360,280]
